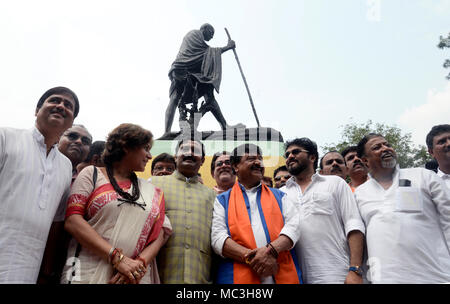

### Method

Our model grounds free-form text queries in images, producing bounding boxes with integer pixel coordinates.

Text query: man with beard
[211,144,302,283]
[0,86,78,283]
[58,124,92,182]
[341,146,369,191]
[319,151,347,180]
[355,133,450,283]
[210,151,235,194]
[426,124,450,188]
[281,137,365,284]
[273,166,290,189]
[151,139,216,283]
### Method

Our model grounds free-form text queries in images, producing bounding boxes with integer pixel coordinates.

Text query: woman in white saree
[61,123,172,284]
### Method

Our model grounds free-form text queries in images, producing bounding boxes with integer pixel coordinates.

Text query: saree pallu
[61,174,172,284]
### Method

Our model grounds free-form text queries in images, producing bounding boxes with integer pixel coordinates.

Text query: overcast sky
[0,0,449,154]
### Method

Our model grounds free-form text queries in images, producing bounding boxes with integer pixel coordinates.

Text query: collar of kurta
[237,182,262,193]
[32,126,57,151]
[437,168,449,178]
[368,164,400,181]
[285,173,323,188]
[174,170,199,184]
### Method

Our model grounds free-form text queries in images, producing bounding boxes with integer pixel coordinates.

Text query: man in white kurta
[426,124,450,189]
[281,137,366,284]
[0,87,78,283]
[355,133,450,283]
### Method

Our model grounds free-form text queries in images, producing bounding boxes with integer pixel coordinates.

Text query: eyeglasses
[66,132,92,146]
[274,174,290,182]
[215,160,231,168]
[284,148,309,159]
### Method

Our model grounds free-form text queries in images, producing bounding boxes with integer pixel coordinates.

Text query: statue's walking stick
[225,28,261,127]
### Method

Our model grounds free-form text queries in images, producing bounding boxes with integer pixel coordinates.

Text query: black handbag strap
[68,166,98,284]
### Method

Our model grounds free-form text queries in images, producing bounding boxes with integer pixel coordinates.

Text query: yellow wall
[136,139,286,188]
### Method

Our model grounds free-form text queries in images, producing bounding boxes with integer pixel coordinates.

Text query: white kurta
[355,166,450,283]
[281,174,366,284]
[0,127,72,283]
[211,183,300,284]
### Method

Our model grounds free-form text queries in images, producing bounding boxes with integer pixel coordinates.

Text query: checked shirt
[151,171,216,283]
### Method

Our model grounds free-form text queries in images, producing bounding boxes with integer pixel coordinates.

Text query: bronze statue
[163,24,244,137]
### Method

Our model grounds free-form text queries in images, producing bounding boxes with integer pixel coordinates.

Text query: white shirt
[211,183,300,284]
[281,174,365,284]
[0,127,72,283]
[437,168,450,189]
[355,166,450,284]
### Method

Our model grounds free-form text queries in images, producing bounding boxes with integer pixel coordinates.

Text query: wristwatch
[348,266,363,276]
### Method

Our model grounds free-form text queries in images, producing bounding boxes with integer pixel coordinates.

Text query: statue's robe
[169,29,223,94]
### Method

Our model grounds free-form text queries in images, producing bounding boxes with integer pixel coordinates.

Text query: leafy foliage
[438,32,450,80]
[322,120,432,168]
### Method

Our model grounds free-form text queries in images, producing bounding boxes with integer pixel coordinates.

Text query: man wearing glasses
[210,151,236,194]
[280,138,366,284]
[58,124,92,181]
[0,87,78,283]
[273,166,290,189]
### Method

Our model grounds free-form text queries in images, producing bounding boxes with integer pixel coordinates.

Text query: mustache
[353,160,364,168]
[182,155,196,162]
[251,164,263,171]
[50,108,66,117]
[381,151,395,158]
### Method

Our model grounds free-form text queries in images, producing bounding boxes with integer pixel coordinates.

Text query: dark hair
[36,86,80,118]
[285,137,319,170]
[273,165,288,179]
[103,123,153,165]
[356,133,383,158]
[85,141,105,162]
[230,144,263,167]
[426,124,450,149]
[151,153,176,173]
[103,124,153,204]
[341,146,358,160]
[425,159,439,173]
[210,151,230,174]
[175,139,205,158]
[319,150,340,170]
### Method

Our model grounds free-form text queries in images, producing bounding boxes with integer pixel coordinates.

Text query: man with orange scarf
[211,144,302,284]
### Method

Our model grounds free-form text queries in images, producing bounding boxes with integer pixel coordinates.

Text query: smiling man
[210,151,236,194]
[355,133,450,283]
[0,86,78,283]
[211,144,302,284]
[150,139,216,283]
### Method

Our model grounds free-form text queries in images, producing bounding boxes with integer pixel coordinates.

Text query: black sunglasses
[274,174,290,182]
[284,148,309,159]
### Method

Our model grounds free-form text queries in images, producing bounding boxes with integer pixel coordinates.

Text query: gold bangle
[113,253,124,269]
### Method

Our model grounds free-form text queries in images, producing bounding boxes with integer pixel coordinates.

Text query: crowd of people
[0,86,449,284]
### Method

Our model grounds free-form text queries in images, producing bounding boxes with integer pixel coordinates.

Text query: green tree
[438,32,450,80]
[322,120,432,168]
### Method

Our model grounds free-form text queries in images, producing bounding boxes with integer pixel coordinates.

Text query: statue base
[158,127,284,142]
